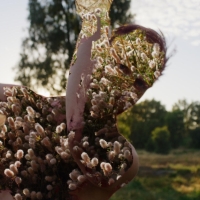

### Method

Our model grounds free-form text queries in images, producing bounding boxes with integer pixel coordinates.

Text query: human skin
[0,79,139,200]
[0,83,138,200]
[0,28,166,200]
[0,190,13,200]
[0,1,166,199]
[69,146,138,200]
[65,14,140,198]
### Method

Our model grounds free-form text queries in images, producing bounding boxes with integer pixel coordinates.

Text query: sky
[0,0,200,110]
[131,0,200,109]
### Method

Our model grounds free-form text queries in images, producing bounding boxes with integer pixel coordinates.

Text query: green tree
[172,100,200,147]
[151,126,171,154]
[172,99,189,112]
[189,127,200,149]
[14,0,134,94]
[129,99,167,149]
[165,110,184,148]
[117,110,132,140]
[172,99,189,132]
[171,99,190,147]
[186,102,200,130]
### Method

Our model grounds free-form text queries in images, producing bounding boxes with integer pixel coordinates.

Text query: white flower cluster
[0,87,77,199]
[0,86,133,199]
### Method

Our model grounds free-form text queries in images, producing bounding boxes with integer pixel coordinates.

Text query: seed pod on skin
[108,178,115,185]
[28,148,35,158]
[7,117,15,127]
[41,137,52,148]
[36,192,43,199]
[14,161,21,168]
[23,188,30,197]
[77,175,86,183]
[1,124,7,132]
[45,176,53,182]
[46,154,53,160]
[121,183,126,188]
[109,97,115,105]
[60,123,66,130]
[4,169,14,177]
[114,141,121,154]
[82,141,89,148]
[69,169,80,182]
[26,106,35,117]
[35,123,45,137]
[61,152,70,159]
[81,152,90,163]
[30,191,37,199]
[47,114,53,122]
[31,160,39,171]
[69,183,77,190]
[9,164,18,174]
[14,193,22,200]
[15,176,22,185]
[68,131,75,140]
[27,167,34,175]
[16,137,23,145]
[116,175,122,180]
[46,184,53,191]
[104,163,112,173]
[108,151,115,161]
[25,154,31,160]
[56,125,62,134]
[95,128,108,136]
[91,157,99,167]
[99,139,108,148]
[124,149,132,161]
[16,149,24,160]
[21,170,28,177]
[50,158,57,165]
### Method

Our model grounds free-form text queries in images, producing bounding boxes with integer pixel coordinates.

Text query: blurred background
[0,0,200,199]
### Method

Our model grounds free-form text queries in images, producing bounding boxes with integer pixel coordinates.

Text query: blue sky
[0,0,200,110]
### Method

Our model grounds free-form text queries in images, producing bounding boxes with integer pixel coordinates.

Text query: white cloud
[191,40,200,46]
[187,30,200,37]
[131,0,200,46]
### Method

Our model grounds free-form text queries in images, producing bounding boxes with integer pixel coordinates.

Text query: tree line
[118,99,200,154]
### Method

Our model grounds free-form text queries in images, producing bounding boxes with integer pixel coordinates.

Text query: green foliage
[130,99,167,149]
[151,126,171,154]
[117,110,132,139]
[145,138,155,152]
[165,110,184,148]
[111,176,200,200]
[129,99,200,152]
[111,149,200,200]
[117,109,132,140]
[189,127,200,148]
[172,99,189,112]
[15,0,134,95]
[186,102,200,130]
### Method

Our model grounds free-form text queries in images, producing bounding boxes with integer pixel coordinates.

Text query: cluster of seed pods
[0,0,167,199]
[65,1,166,191]
[0,87,75,199]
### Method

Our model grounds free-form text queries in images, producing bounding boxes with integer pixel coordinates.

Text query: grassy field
[110,149,200,200]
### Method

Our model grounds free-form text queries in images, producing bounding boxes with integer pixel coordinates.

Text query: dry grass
[110,149,200,200]
[138,149,200,168]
